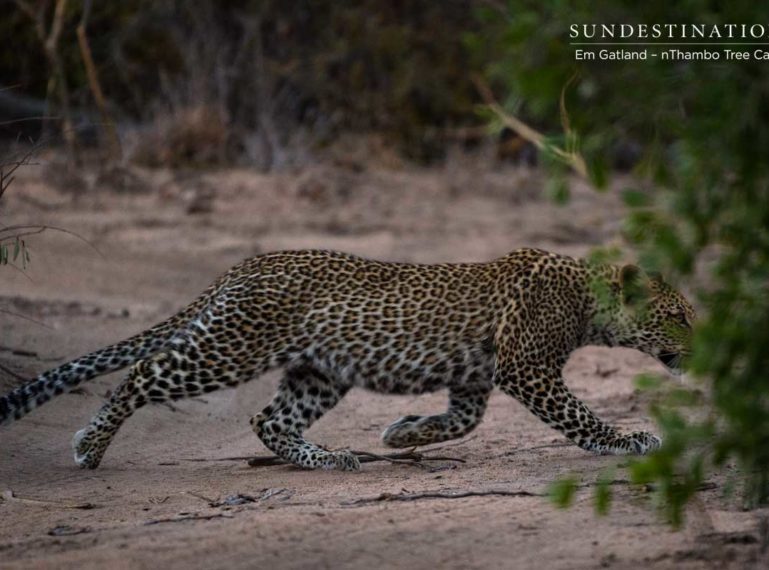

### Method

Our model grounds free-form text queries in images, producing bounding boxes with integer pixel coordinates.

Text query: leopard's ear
[619,265,652,308]
[648,271,664,284]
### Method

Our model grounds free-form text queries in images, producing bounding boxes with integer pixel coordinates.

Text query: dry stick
[1,489,96,510]
[0,362,27,382]
[0,145,37,201]
[0,308,53,329]
[144,513,233,526]
[472,74,588,179]
[180,449,464,467]
[342,477,671,508]
[502,442,573,456]
[420,434,479,452]
[246,449,465,468]
[0,224,104,258]
[342,489,543,506]
[0,345,38,358]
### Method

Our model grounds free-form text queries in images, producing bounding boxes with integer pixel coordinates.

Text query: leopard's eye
[671,311,689,327]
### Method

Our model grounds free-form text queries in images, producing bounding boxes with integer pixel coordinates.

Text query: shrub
[471,1,769,523]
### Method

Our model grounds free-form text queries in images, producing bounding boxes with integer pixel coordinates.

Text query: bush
[471,1,769,523]
[2,1,486,162]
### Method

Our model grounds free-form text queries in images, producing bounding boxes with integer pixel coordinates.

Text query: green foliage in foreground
[0,237,30,268]
[474,1,769,523]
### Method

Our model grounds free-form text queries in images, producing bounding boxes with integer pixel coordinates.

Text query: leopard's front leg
[493,362,660,455]
[492,285,660,456]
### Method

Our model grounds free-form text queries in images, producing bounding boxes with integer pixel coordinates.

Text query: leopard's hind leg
[250,365,359,471]
[72,338,265,469]
[382,381,492,448]
[72,302,283,469]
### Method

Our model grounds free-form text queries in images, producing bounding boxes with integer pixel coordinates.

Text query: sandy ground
[0,153,766,569]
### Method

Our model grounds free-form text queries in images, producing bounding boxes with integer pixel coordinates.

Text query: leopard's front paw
[382,415,444,448]
[72,427,108,469]
[610,431,661,455]
[323,450,361,472]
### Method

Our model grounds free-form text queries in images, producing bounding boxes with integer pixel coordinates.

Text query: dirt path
[0,159,765,569]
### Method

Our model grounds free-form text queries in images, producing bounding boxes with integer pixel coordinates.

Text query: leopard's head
[611,265,696,375]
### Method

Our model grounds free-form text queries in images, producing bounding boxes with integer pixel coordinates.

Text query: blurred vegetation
[477,1,769,525]
[0,148,35,269]
[1,0,487,163]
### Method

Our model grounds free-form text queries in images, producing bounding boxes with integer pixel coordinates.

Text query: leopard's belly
[305,337,495,395]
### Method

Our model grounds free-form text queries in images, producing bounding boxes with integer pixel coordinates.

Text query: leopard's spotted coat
[0,248,695,470]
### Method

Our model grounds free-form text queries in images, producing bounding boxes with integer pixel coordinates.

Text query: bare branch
[77,0,122,160]
[0,144,37,201]
[181,449,466,469]
[0,224,104,259]
[46,0,68,55]
[0,362,27,382]
[0,308,53,329]
[144,513,233,526]
[0,345,38,358]
[245,449,465,468]
[1,489,96,509]
[341,489,543,507]
[472,74,588,179]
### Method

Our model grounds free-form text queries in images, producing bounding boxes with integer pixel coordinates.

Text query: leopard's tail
[0,286,218,426]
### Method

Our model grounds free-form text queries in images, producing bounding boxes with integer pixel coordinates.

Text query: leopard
[0,247,695,471]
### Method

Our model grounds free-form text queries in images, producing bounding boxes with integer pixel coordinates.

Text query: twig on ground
[0,362,27,381]
[342,489,543,506]
[243,449,466,469]
[0,345,38,357]
[48,524,92,536]
[420,434,478,452]
[1,489,96,509]
[144,512,233,526]
[502,442,573,456]
[180,449,465,468]
[0,308,52,329]
[181,455,261,463]
[184,491,217,504]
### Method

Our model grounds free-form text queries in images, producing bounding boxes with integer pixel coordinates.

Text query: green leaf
[548,476,579,509]
[545,176,570,205]
[588,157,608,190]
[594,477,613,516]
[586,246,622,266]
[634,373,664,391]
[622,189,652,208]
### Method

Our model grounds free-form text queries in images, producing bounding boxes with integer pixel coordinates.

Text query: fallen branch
[244,449,466,469]
[502,442,573,456]
[181,455,262,463]
[144,512,233,526]
[0,308,52,329]
[1,489,96,509]
[0,345,38,357]
[419,434,479,452]
[342,489,543,506]
[0,362,27,381]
